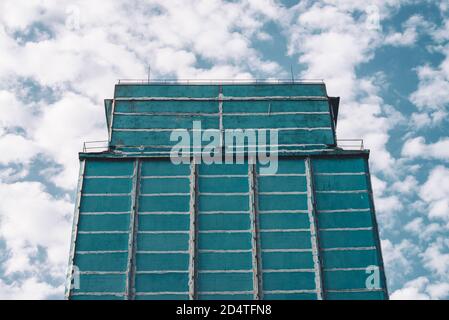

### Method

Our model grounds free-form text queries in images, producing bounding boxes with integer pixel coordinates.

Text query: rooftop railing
[82,139,365,153]
[117,79,325,85]
[337,139,364,150]
[83,140,109,153]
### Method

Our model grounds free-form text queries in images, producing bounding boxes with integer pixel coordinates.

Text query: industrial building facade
[65,82,388,300]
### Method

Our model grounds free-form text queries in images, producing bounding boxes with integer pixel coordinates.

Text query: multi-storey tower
[66,81,388,300]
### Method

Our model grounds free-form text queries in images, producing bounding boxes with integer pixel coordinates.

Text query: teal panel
[318,211,373,228]
[223,114,331,129]
[199,163,248,175]
[198,214,250,231]
[136,253,189,271]
[198,195,249,211]
[84,160,134,176]
[115,84,219,98]
[78,214,130,232]
[261,251,314,270]
[198,252,253,270]
[258,176,307,192]
[71,295,124,300]
[140,178,190,193]
[221,84,326,97]
[323,270,386,290]
[198,294,253,300]
[74,252,128,272]
[83,178,132,194]
[325,290,386,300]
[137,233,189,251]
[139,195,190,212]
[320,230,375,248]
[224,131,332,148]
[135,294,189,300]
[322,249,380,269]
[141,160,190,176]
[260,231,311,249]
[76,233,129,251]
[258,194,307,211]
[259,158,305,174]
[223,100,330,113]
[135,273,189,292]
[263,293,317,300]
[315,193,370,211]
[138,214,189,231]
[312,158,366,173]
[80,196,131,213]
[314,175,367,191]
[75,274,126,293]
[115,100,218,113]
[114,114,219,129]
[112,131,186,147]
[198,177,248,193]
[259,213,310,229]
[198,233,252,250]
[198,272,253,291]
[262,272,316,290]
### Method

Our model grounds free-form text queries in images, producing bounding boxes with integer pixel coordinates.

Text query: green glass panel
[261,251,314,270]
[83,178,132,194]
[138,214,190,231]
[84,160,134,176]
[74,252,128,272]
[262,272,316,290]
[198,233,252,250]
[76,233,129,251]
[78,214,130,231]
[198,214,250,231]
[136,253,189,271]
[136,233,189,251]
[198,252,253,270]
[260,231,311,250]
[198,272,253,291]
[135,273,189,292]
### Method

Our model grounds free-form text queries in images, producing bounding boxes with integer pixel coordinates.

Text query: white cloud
[411,111,447,129]
[0,134,39,165]
[375,195,404,228]
[391,275,449,300]
[0,181,73,276]
[405,217,443,240]
[381,239,417,276]
[410,62,449,111]
[402,137,449,161]
[419,165,449,220]
[392,175,418,196]
[421,239,449,276]
[426,282,449,299]
[384,15,432,47]
[33,92,106,189]
[0,277,63,300]
[390,277,430,300]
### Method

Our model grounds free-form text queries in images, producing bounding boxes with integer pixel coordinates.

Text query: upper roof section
[104,81,340,155]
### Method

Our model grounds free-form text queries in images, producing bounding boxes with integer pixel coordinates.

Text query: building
[65,81,388,300]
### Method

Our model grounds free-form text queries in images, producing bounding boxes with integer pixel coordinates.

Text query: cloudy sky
[0,0,448,299]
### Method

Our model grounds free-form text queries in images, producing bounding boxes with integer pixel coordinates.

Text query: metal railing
[83,140,109,153]
[336,139,364,150]
[82,139,365,153]
[117,79,325,85]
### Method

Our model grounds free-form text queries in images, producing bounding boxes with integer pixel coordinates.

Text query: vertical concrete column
[126,159,141,300]
[188,160,199,300]
[305,157,325,300]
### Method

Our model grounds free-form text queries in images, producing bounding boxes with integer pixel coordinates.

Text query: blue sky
[0,0,448,299]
